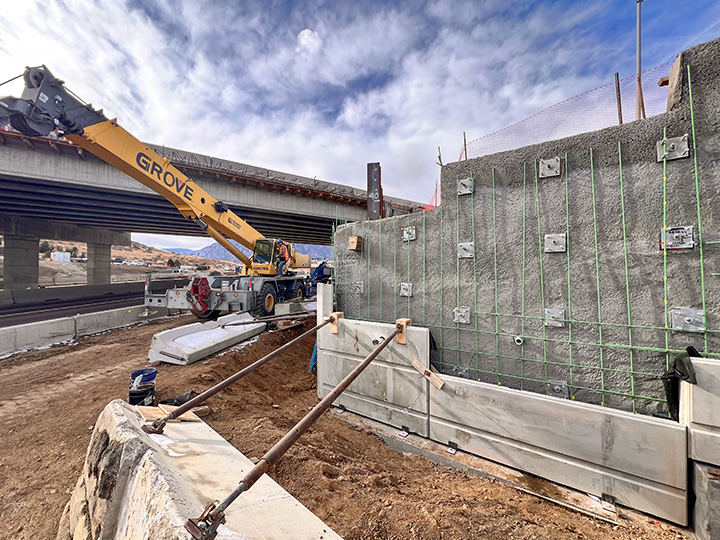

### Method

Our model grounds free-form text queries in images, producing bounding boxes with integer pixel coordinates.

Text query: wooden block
[136,406,180,423]
[411,358,445,390]
[396,318,411,344]
[158,404,201,422]
[330,312,344,334]
[348,236,363,252]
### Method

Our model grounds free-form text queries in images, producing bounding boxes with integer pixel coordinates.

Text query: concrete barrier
[57,400,342,540]
[0,317,76,356]
[0,306,170,357]
[74,306,168,337]
[681,357,720,468]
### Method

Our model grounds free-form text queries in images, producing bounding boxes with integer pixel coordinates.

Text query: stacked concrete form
[334,37,720,417]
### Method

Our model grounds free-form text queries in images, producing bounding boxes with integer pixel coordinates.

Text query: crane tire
[252,283,277,317]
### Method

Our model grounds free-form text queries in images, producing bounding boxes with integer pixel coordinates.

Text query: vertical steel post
[635,0,646,120]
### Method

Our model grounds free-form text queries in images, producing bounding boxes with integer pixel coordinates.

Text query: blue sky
[1,0,719,249]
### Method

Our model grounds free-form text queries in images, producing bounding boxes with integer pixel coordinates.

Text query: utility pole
[635,0,647,120]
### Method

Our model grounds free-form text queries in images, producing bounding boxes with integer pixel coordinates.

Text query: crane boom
[0,66,304,271]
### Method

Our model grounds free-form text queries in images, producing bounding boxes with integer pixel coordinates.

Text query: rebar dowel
[563,153,574,398]
[194,326,402,535]
[589,148,606,404]
[144,317,333,434]
[221,312,314,328]
[492,169,500,383]
[687,65,709,353]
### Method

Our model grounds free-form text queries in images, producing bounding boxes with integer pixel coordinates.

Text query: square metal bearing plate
[538,157,561,178]
[453,306,471,324]
[661,226,694,250]
[458,242,474,259]
[402,226,416,242]
[670,308,705,332]
[656,135,689,162]
[544,234,566,253]
[458,178,474,195]
[544,308,566,328]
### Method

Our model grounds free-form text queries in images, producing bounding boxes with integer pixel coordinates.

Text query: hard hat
[277,238,283,243]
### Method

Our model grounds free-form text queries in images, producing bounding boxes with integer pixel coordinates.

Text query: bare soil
[0,319,687,540]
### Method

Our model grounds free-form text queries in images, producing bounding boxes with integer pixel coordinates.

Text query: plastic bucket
[130,368,157,387]
[128,383,155,406]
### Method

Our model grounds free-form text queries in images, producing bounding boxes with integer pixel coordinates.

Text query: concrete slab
[693,461,720,540]
[148,313,266,365]
[681,357,720,467]
[430,375,687,525]
[63,400,341,540]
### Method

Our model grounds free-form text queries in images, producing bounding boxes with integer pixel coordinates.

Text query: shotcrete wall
[335,37,720,416]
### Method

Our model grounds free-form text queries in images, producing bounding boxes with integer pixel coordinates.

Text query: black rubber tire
[252,283,277,317]
[286,281,305,300]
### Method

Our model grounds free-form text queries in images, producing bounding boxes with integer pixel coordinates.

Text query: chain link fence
[460,62,674,160]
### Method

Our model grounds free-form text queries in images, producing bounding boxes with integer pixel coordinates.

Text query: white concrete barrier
[0,306,170,357]
[0,318,76,356]
[75,306,168,337]
[57,400,342,540]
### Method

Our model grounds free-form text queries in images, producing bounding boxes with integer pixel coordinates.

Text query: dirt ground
[0,317,687,540]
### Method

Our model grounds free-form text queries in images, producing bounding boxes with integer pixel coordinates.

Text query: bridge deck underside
[0,176,336,245]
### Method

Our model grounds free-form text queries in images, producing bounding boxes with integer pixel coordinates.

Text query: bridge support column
[3,235,39,290]
[87,243,111,285]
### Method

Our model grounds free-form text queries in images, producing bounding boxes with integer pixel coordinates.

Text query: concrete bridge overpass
[0,130,420,289]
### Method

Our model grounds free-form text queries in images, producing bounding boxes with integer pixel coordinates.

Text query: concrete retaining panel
[429,375,687,525]
[693,461,720,540]
[317,318,430,437]
[681,357,720,467]
[56,400,341,540]
[147,313,266,365]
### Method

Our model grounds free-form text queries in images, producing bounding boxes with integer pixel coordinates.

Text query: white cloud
[0,0,710,250]
[295,29,322,57]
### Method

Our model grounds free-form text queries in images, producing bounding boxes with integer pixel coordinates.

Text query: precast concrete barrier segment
[0,305,170,356]
[186,320,406,540]
[144,314,334,435]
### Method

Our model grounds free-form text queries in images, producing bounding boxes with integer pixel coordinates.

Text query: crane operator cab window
[253,239,275,265]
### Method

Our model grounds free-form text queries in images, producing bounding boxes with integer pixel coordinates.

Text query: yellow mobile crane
[0,66,312,316]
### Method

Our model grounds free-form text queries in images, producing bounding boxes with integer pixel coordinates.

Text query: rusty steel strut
[185,324,403,540]
[142,316,334,435]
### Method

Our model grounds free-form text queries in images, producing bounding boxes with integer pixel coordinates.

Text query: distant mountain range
[164,241,333,263]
